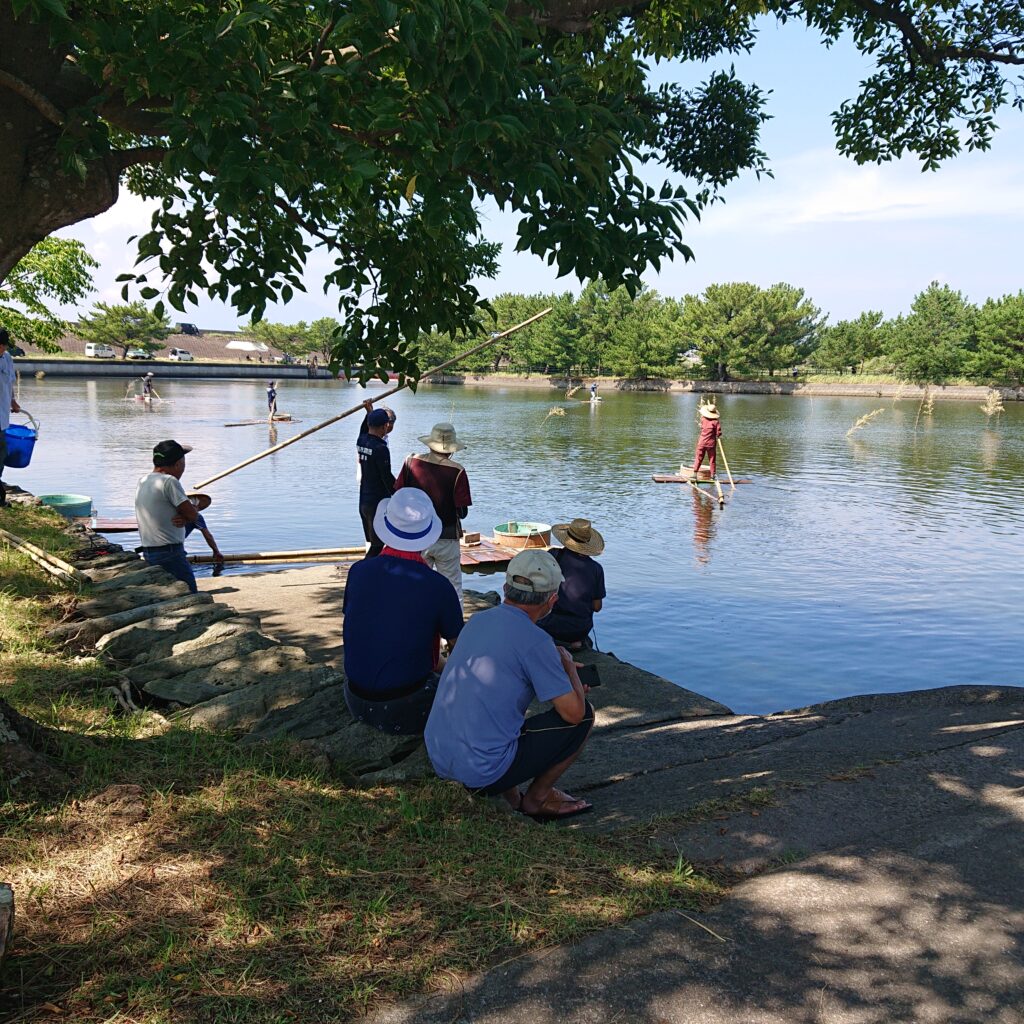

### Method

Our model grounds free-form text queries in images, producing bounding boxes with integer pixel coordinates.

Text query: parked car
[272,354,295,365]
[84,342,116,358]
[178,322,200,336]
[125,348,150,360]
[168,348,194,362]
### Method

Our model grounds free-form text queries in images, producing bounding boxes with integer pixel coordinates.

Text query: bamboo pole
[717,439,736,489]
[0,528,88,585]
[712,476,725,508]
[194,308,553,489]
[192,545,367,562]
[189,552,362,565]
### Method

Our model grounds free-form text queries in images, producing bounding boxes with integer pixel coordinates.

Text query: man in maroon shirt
[394,422,472,603]
[691,399,722,478]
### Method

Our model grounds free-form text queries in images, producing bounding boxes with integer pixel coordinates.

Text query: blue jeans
[143,544,197,593]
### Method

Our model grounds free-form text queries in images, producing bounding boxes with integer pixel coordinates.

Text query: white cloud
[698,147,1024,234]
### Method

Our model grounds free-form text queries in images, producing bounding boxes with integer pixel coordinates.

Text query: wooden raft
[651,474,752,484]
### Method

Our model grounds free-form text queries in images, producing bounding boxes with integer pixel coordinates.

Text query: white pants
[424,538,463,605]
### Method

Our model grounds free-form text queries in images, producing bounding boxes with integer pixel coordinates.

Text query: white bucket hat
[373,488,442,552]
[419,422,466,454]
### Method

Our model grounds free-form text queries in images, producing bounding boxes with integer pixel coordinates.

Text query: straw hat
[698,400,720,420]
[552,518,605,556]
[373,488,442,552]
[187,492,212,511]
[419,422,466,454]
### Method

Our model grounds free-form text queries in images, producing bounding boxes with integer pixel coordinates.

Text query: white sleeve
[162,475,188,508]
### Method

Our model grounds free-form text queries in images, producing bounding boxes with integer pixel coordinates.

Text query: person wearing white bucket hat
[425,549,596,822]
[0,328,22,507]
[394,422,473,603]
[342,488,465,735]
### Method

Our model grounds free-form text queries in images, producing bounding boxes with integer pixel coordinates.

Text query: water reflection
[12,376,1024,714]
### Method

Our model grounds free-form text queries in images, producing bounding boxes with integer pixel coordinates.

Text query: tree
[1,2,1022,380]
[246,319,311,358]
[814,311,884,373]
[0,238,96,352]
[885,282,977,384]
[679,282,762,381]
[743,284,822,376]
[971,293,1024,386]
[76,301,172,358]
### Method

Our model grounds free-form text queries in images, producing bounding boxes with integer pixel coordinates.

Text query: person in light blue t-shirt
[425,549,595,822]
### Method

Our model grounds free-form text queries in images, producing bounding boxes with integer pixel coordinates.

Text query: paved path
[200,568,1024,1023]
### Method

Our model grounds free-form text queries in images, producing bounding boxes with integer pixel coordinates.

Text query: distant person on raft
[690,399,722,479]
[266,380,278,420]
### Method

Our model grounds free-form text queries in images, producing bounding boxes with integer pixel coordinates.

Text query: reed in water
[847,408,886,437]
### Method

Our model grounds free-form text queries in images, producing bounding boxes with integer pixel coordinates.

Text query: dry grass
[845,408,886,437]
[541,405,566,425]
[1,509,724,1023]
[980,389,1005,419]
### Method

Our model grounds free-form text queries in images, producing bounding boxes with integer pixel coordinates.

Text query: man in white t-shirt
[134,439,199,591]
[0,328,23,508]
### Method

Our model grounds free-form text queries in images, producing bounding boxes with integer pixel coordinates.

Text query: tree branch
[116,146,168,171]
[845,0,1024,66]
[0,69,65,126]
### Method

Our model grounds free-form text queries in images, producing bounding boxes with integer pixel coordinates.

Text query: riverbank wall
[13,358,333,381]
[424,373,1023,402]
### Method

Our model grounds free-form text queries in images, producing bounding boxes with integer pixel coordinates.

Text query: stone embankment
[424,373,1023,402]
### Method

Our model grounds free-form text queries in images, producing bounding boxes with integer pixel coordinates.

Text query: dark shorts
[476,702,595,796]
[0,432,7,481]
[359,504,384,557]
[344,674,440,736]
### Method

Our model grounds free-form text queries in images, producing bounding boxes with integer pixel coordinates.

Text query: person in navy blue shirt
[343,488,464,735]
[540,519,606,649]
[356,407,396,557]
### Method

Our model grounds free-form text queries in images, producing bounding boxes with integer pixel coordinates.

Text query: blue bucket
[3,412,39,469]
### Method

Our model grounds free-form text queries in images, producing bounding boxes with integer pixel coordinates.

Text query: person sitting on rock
[424,549,595,822]
[342,488,464,735]
[539,518,605,650]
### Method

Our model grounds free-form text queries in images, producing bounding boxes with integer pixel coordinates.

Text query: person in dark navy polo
[356,408,395,557]
[540,518,606,650]
[342,488,464,735]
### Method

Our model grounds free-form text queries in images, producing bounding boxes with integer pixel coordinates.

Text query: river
[9,375,1023,714]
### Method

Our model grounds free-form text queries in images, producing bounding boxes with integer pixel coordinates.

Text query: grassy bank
[1,505,722,1023]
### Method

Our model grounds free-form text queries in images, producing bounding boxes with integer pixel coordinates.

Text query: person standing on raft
[690,400,722,479]
[266,380,278,421]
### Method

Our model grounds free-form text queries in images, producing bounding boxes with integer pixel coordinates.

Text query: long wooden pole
[688,480,717,507]
[194,308,553,489]
[190,552,362,565]
[717,439,735,489]
[0,528,88,585]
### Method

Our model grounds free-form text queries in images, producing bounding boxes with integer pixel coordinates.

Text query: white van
[168,348,194,362]
[84,342,116,358]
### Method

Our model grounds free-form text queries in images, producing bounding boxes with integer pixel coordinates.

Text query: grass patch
[1,526,724,1022]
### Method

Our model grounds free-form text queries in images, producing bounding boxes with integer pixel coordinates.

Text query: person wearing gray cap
[134,440,200,591]
[425,549,595,822]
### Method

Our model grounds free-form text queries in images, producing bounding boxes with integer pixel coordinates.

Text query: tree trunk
[0,8,123,284]
[0,884,13,975]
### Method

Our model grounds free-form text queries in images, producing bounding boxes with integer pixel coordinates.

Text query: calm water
[9,376,1024,713]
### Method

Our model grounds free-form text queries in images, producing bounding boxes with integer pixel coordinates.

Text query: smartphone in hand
[576,663,601,688]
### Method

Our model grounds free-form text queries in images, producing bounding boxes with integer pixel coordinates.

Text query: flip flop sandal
[523,795,594,824]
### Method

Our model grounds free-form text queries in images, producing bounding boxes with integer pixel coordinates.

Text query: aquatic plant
[914,385,935,429]
[980,389,1005,419]
[542,406,567,425]
[846,408,886,436]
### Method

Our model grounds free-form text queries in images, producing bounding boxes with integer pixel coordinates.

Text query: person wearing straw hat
[0,328,22,508]
[690,398,722,480]
[540,519,606,650]
[342,488,464,735]
[425,549,595,822]
[178,492,223,567]
[394,422,472,603]
[134,439,200,591]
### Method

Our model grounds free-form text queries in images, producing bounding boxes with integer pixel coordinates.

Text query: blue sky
[59,19,1024,329]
